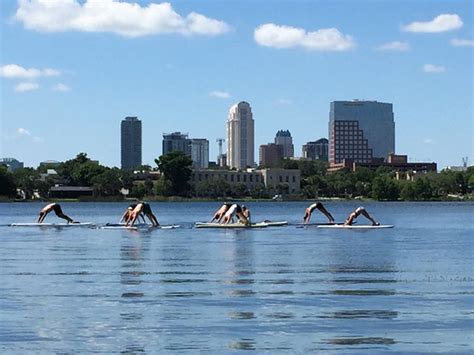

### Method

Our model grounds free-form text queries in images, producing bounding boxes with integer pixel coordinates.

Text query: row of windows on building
[193,173,297,184]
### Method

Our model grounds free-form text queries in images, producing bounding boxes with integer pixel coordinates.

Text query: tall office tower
[329,100,395,164]
[227,101,255,169]
[189,139,209,169]
[302,138,328,160]
[274,130,294,158]
[162,132,190,155]
[259,143,284,167]
[121,116,142,170]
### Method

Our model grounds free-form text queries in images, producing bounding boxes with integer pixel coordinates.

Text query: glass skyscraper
[274,129,294,158]
[121,116,142,170]
[329,100,395,164]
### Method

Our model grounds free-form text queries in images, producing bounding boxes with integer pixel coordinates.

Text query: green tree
[371,176,399,200]
[230,183,247,198]
[399,181,416,200]
[0,166,16,197]
[130,183,146,199]
[57,153,106,186]
[144,178,155,196]
[155,176,173,196]
[413,177,433,200]
[91,168,122,196]
[250,183,267,199]
[155,151,193,196]
[13,168,40,199]
[194,179,231,198]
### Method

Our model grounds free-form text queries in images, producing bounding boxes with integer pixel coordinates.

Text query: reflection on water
[327,337,396,345]
[229,311,256,320]
[228,339,256,350]
[330,289,396,296]
[319,310,398,319]
[1,201,473,353]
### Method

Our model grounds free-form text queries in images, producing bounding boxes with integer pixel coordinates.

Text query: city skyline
[0,0,472,169]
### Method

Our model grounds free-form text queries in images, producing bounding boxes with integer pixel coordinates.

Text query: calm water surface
[0,201,473,353]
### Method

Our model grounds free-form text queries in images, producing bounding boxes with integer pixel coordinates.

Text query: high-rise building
[189,139,209,169]
[0,157,24,172]
[121,116,142,170]
[302,138,328,160]
[274,130,294,158]
[162,132,190,155]
[259,143,284,167]
[227,101,255,169]
[329,100,395,164]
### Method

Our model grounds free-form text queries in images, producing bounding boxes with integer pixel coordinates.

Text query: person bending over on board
[210,202,233,223]
[38,203,74,224]
[242,205,251,225]
[127,202,159,227]
[120,203,146,224]
[344,207,379,226]
[303,202,335,224]
[222,204,249,225]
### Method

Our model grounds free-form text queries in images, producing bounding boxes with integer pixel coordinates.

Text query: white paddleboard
[317,224,394,229]
[296,222,339,226]
[195,222,268,229]
[10,222,94,227]
[261,221,288,227]
[100,224,179,230]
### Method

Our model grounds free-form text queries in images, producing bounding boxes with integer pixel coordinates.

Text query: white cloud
[377,41,410,51]
[16,128,44,143]
[276,98,293,105]
[450,38,474,47]
[423,64,446,73]
[254,23,355,51]
[0,64,60,79]
[18,128,31,136]
[402,14,463,33]
[53,83,71,91]
[15,0,230,37]
[423,138,434,144]
[209,91,230,99]
[14,82,40,92]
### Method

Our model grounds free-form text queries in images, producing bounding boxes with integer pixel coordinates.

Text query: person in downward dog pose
[120,203,146,224]
[303,202,335,224]
[210,202,233,223]
[222,203,249,225]
[344,207,379,226]
[127,202,159,227]
[38,203,74,224]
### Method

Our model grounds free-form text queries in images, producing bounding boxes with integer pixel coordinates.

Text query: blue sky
[1,0,472,169]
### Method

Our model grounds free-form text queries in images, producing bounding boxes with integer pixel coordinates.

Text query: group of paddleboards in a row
[8,202,393,229]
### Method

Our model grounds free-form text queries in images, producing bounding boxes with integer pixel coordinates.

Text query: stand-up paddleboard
[261,221,288,227]
[195,222,269,229]
[296,222,341,227]
[316,224,394,229]
[10,222,94,227]
[100,224,179,230]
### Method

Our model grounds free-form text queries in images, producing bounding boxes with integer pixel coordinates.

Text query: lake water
[0,201,473,353]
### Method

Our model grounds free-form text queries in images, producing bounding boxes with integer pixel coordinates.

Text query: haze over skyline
[1,0,472,169]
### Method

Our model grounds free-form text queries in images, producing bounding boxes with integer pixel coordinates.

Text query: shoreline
[0,196,471,203]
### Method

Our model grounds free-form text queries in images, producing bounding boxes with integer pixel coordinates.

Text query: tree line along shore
[1,152,472,202]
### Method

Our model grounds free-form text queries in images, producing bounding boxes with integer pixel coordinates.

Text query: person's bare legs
[358,209,379,226]
[316,204,335,223]
[146,213,159,227]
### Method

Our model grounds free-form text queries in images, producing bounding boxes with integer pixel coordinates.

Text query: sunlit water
[0,201,473,353]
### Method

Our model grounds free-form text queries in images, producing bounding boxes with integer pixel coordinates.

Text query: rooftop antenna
[216,138,225,156]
